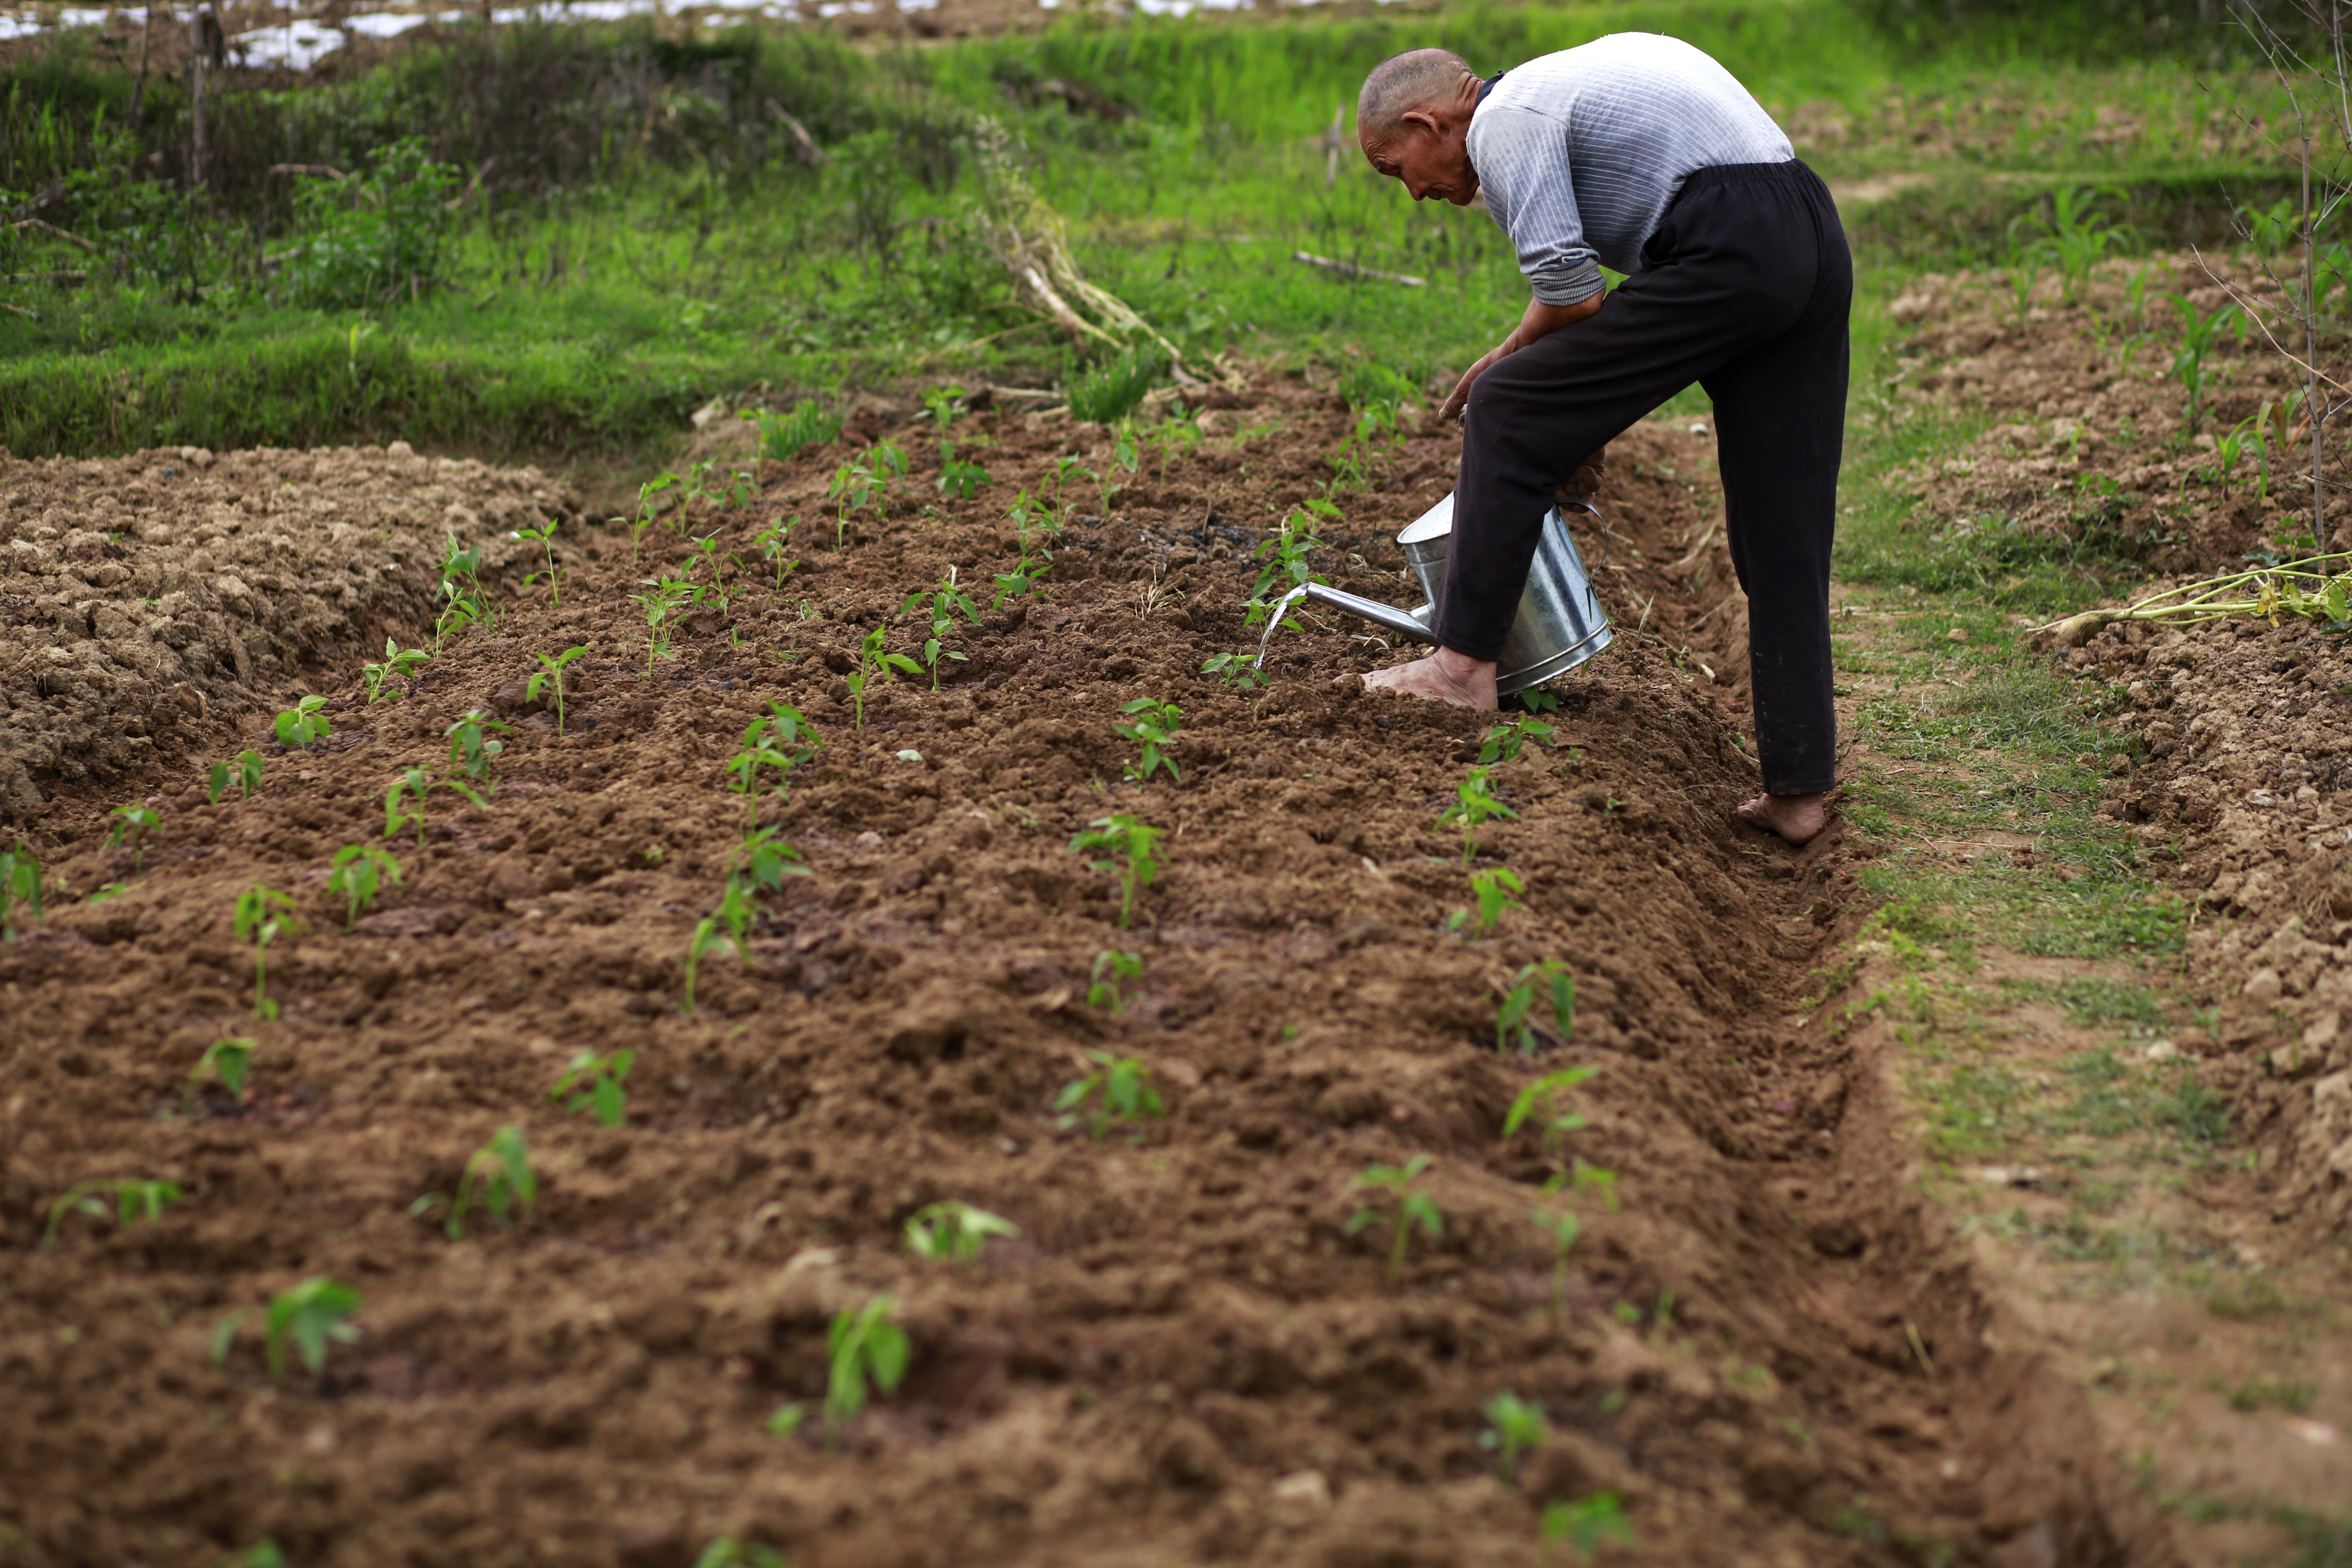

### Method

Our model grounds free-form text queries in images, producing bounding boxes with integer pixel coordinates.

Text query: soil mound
[0,377,2162,1566]
[0,443,577,823]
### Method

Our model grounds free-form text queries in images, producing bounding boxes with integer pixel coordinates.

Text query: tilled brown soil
[0,378,2158,1567]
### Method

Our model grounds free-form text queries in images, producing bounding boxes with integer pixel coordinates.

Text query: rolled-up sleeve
[1467,105,1604,306]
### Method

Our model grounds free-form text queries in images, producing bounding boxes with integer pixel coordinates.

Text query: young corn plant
[362,639,431,704]
[551,1049,635,1128]
[1114,698,1182,784]
[208,749,264,805]
[1495,960,1577,1053]
[1088,949,1142,1014]
[1479,715,1558,764]
[274,695,332,751]
[825,1294,911,1447]
[263,1276,362,1388]
[233,884,296,1020]
[445,709,511,782]
[2167,293,2241,435]
[845,624,921,732]
[1246,502,1336,626]
[903,575,981,690]
[903,1201,1018,1262]
[1054,1049,1166,1140]
[1069,814,1162,929]
[423,1124,537,1240]
[42,1176,183,1250]
[527,646,588,736]
[186,1036,257,1111]
[1542,1493,1635,1564]
[1440,766,1520,864]
[1478,1392,1550,1483]
[106,803,160,874]
[1345,1154,1443,1289]
[0,840,40,941]
[726,703,824,826]
[327,844,401,932]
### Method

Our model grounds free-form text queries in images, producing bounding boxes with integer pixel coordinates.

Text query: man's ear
[1397,105,1442,138]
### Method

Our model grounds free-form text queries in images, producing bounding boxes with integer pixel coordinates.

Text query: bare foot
[1736,791,1829,846]
[1356,647,1499,710]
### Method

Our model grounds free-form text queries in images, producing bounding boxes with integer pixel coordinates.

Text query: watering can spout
[1251,495,1613,697]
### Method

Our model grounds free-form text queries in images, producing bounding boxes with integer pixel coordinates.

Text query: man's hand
[1439,292,1606,421]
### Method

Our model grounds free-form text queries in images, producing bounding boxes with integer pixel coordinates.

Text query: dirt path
[0,376,2161,1566]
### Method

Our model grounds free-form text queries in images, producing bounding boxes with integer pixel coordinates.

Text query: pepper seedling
[1345,1153,1443,1288]
[631,578,698,676]
[1478,1392,1549,1483]
[845,623,920,732]
[1246,503,1334,627]
[1479,714,1558,764]
[1054,1049,1165,1141]
[233,884,296,1020]
[550,1049,634,1128]
[754,517,800,590]
[1496,962,1577,1053]
[726,704,824,826]
[1087,949,1142,1014]
[445,709,512,782]
[327,844,401,931]
[528,646,588,737]
[1542,1493,1636,1563]
[1504,1067,1599,1158]
[1450,865,1524,938]
[362,639,431,704]
[263,1275,362,1388]
[514,519,563,607]
[106,803,160,874]
[1200,650,1270,691]
[274,695,332,751]
[1114,698,1182,784]
[903,1201,1018,1263]
[0,840,42,941]
[1440,766,1520,864]
[824,1294,910,1446]
[416,1124,537,1240]
[938,440,993,501]
[42,1177,183,1250]
[902,574,980,690]
[186,1036,257,1112]
[208,750,264,805]
[1068,813,1162,929]
[630,472,678,567]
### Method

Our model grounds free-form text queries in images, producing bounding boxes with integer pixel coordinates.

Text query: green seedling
[445,709,511,782]
[920,383,965,431]
[1069,813,1162,929]
[362,639,431,704]
[846,623,921,731]
[327,844,401,931]
[757,399,842,463]
[514,519,563,607]
[186,1036,256,1111]
[1088,949,1142,1013]
[274,695,332,750]
[1115,697,1182,784]
[938,440,993,501]
[630,471,678,566]
[1054,1049,1166,1140]
[1479,1391,1549,1483]
[528,646,588,736]
[1455,866,1525,938]
[1345,1154,1443,1289]
[421,1123,537,1240]
[1543,1493,1635,1563]
[765,1404,807,1438]
[631,577,699,675]
[233,884,296,1020]
[903,575,981,690]
[827,441,909,547]
[904,1200,1018,1262]
[2167,293,2240,435]
[1247,502,1335,626]
[683,900,737,1014]
[1201,650,1270,690]
[991,488,1057,608]
[1479,715,1558,764]
[1440,766,1520,864]
[1152,408,1204,481]
[1532,1206,1583,1321]
[436,532,492,645]
[221,1539,288,1568]
[0,840,43,942]
[726,703,824,825]
[686,531,734,612]
[42,1176,183,1250]
[694,1539,788,1568]
[825,1294,911,1445]
[1496,961,1577,1053]
[550,1048,634,1127]
[1047,454,1096,526]
[753,517,801,592]
[728,825,813,910]
[1505,1067,1599,1155]
[208,750,264,805]
[264,1275,362,1388]
[106,803,160,874]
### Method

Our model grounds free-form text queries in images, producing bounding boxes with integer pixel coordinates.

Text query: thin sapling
[903,1201,1018,1262]
[1247,503,1335,626]
[754,517,800,590]
[1505,1067,1600,1163]
[327,844,401,931]
[938,441,993,501]
[527,646,588,736]
[42,1177,184,1250]
[1068,814,1162,929]
[1345,1153,1443,1288]
[631,578,698,676]
[1454,866,1525,938]
[514,519,563,607]
[726,704,824,826]
[107,803,160,874]
[1479,715,1558,764]
[1054,1049,1166,1140]
[630,472,678,566]
[1114,698,1182,784]
[551,1049,635,1128]
[825,1294,911,1446]
[233,884,296,1020]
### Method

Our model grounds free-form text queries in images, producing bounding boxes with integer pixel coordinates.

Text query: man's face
[1361,113,1479,206]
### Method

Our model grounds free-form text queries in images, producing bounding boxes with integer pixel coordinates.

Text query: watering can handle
[1253,582,1439,673]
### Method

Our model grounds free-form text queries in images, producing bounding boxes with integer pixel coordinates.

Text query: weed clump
[759,401,842,463]
[1065,347,1165,425]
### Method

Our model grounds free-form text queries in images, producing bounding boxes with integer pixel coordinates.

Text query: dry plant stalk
[2045,550,2352,644]
[971,117,1192,378]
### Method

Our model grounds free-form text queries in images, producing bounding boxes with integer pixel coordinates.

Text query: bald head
[1356,48,1475,145]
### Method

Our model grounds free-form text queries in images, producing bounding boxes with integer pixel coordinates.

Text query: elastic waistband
[1679,158,1813,192]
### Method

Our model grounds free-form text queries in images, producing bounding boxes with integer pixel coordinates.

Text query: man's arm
[1438,291,1604,421]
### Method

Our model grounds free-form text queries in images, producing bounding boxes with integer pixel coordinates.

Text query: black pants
[1443,159,1851,796]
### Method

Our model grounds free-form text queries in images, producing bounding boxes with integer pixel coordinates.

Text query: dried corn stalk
[2046,551,2352,644]
[972,117,1192,379]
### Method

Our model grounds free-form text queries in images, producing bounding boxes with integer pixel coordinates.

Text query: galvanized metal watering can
[1254,492,1614,696]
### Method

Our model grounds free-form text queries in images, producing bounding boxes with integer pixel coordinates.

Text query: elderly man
[1352,36,1849,846]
